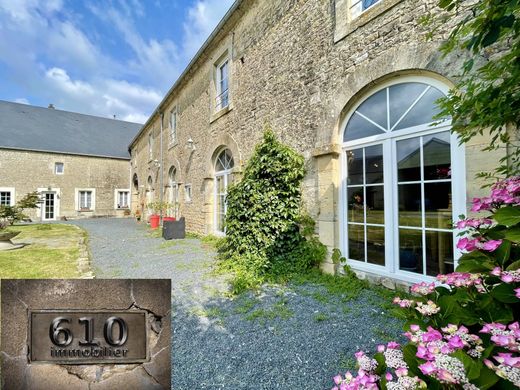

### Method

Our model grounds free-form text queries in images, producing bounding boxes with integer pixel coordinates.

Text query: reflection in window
[344,83,447,142]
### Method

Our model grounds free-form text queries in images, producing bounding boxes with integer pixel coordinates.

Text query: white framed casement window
[0,187,15,206]
[54,162,64,175]
[148,132,153,160]
[184,184,192,203]
[215,57,229,111]
[339,76,466,284]
[350,0,382,19]
[75,188,96,211]
[169,108,178,146]
[114,189,130,209]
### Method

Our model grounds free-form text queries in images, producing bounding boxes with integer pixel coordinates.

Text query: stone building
[129,0,507,284]
[0,100,141,221]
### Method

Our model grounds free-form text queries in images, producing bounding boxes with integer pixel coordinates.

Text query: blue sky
[0,0,235,123]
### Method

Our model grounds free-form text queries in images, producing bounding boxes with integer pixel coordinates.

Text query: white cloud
[182,0,235,57]
[0,0,235,123]
[14,98,29,104]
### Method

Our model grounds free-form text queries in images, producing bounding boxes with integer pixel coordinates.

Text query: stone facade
[129,0,507,280]
[0,148,132,221]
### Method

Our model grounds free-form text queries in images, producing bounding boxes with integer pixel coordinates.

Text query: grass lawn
[0,224,84,278]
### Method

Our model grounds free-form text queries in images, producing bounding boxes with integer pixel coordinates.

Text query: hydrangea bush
[332,177,520,389]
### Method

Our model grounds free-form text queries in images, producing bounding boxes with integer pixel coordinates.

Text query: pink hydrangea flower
[480,239,502,251]
[456,237,479,252]
[515,288,520,299]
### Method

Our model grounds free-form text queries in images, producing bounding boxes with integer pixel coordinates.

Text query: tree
[0,191,40,226]
[429,0,520,181]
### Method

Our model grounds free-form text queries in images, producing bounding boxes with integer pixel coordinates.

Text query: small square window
[0,191,12,206]
[55,162,64,175]
[184,184,192,203]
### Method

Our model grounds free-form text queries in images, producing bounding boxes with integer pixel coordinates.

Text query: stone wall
[129,0,504,262]
[0,149,131,220]
[1,279,171,389]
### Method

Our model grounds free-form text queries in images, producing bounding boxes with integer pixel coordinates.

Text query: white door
[42,192,57,221]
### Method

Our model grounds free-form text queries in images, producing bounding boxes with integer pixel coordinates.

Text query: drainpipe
[160,112,164,224]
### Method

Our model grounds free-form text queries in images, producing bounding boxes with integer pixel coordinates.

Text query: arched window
[146,176,154,209]
[214,148,234,234]
[132,174,139,192]
[168,166,178,217]
[341,78,465,281]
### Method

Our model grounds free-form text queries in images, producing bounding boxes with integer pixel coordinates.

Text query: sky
[0,0,235,123]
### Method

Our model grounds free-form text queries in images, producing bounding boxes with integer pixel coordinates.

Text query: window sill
[78,209,93,212]
[168,141,178,150]
[334,0,403,43]
[210,104,233,123]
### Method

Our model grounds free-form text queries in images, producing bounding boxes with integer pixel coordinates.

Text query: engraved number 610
[49,317,128,347]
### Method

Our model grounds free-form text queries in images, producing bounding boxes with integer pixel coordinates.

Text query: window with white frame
[0,189,14,206]
[215,58,229,111]
[350,0,381,18]
[78,190,93,210]
[214,148,234,234]
[184,184,192,203]
[116,190,130,209]
[55,162,64,175]
[169,108,177,144]
[148,132,153,160]
[341,77,465,282]
[168,167,179,216]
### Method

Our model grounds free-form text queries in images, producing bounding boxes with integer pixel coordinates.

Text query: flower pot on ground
[163,217,176,222]
[149,214,160,229]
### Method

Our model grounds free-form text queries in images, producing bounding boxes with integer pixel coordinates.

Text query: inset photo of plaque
[1,279,171,390]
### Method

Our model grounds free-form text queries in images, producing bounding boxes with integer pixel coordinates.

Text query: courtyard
[69,218,403,389]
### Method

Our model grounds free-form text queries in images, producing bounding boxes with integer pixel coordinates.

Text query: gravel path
[71,218,404,390]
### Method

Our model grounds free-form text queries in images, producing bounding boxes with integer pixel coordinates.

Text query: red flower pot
[149,214,160,229]
[163,217,176,222]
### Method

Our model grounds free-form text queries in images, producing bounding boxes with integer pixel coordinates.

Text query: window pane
[394,86,444,130]
[389,83,428,129]
[425,182,453,229]
[0,192,10,206]
[399,229,423,274]
[344,112,385,142]
[366,185,384,224]
[347,187,364,223]
[426,230,454,276]
[365,145,383,184]
[397,137,421,182]
[362,0,380,10]
[398,184,422,227]
[348,224,365,261]
[367,226,385,266]
[423,132,451,180]
[356,88,387,130]
[346,148,363,185]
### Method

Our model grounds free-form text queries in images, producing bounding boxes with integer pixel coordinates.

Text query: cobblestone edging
[74,226,94,279]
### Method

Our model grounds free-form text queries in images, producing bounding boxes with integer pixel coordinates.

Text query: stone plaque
[29,310,148,364]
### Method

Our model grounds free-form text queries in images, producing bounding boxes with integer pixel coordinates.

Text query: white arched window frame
[339,76,466,284]
[214,148,234,235]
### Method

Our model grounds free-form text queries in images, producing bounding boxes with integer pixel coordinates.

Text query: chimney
[48,104,55,109]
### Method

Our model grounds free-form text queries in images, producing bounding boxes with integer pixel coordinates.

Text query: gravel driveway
[71,218,403,390]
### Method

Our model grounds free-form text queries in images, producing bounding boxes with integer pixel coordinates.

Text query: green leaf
[506,260,520,271]
[494,240,511,265]
[456,260,495,273]
[490,283,520,303]
[504,227,520,243]
[452,350,480,380]
[473,366,500,390]
[494,207,520,227]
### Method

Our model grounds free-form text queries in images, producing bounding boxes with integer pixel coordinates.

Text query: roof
[0,100,142,159]
[129,0,245,149]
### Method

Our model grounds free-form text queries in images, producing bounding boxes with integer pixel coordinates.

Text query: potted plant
[147,201,169,229]
[134,209,142,221]
[163,202,178,222]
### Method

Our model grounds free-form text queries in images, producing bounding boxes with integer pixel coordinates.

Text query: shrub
[331,177,520,389]
[218,127,327,292]
[0,191,40,227]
